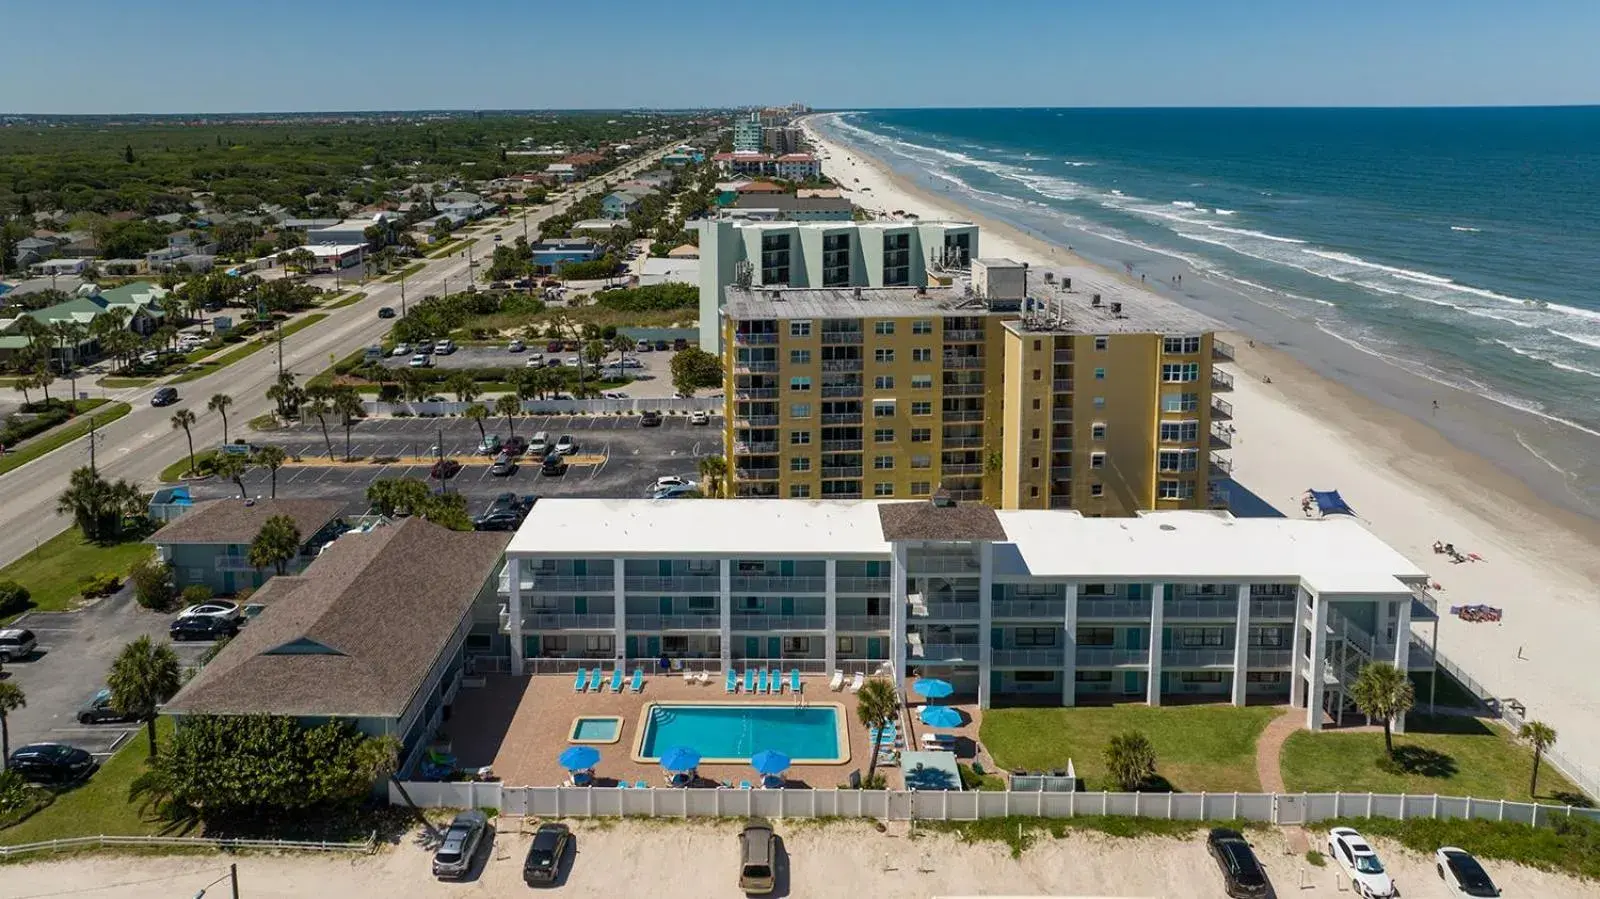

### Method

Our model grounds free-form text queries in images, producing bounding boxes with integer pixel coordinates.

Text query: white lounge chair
[848,672,864,693]
[829,669,844,691]
[682,670,694,684]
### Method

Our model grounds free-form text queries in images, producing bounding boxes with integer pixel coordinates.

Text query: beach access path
[803,118,1600,796]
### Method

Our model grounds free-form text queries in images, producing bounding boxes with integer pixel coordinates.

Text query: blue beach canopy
[912,677,954,699]
[659,746,701,772]
[920,705,963,728]
[750,749,792,776]
[1308,489,1355,516]
[558,745,601,771]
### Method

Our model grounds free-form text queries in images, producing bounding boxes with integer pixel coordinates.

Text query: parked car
[378,306,396,319]
[690,410,709,426]
[508,339,525,352]
[640,410,662,427]
[1206,828,1270,898]
[737,817,777,895]
[635,342,653,352]
[7,743,94,784]
[490,453,517,477]
[502,435,528,457]
[409,354,432,368]
[391,343,411,357]
[0,627,37,662]
[425,395,448,403]
[478,434,503,455]
[150,387,178,407]
[529,432,550,456]
[1328,827,1397,898]
[474,507,524,531]
[655,340,669,350]
[1436,847,1500,897]
[541,453,567,476]
[555,435,576,455]
[178,600,241,622]
[77,688,135,725]
[654,476,695,491]
[652,482,697,499]
[169,614,237,642]
[435,339,456,355]
[602,391,628,400]
[431,459,462,480]
[546,341,563,353]
[432,810,489,880]
[417,343,434,355]
[615,357,643,368]
[523,821,572,886]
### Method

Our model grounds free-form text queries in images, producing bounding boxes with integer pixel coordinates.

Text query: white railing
[730,614,829,631]
[992,648,1065,667]
[1077,599,1153,620]
[625,613,721,631]
[0,832,377,859]
[834,615,891,631]
[1166,599,1238,619]
[1076,647,1150,667]
[729,658,829,675]
[1162,648,1236,668]
[523,613,616,630]
[914,643,981,662]
[728,576,828,593]
[624,575,721,593]
[991,600,1063,620]
[912,602,981,620]
[834,576,891,594]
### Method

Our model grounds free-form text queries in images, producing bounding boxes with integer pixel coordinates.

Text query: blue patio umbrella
[558,745,601,771]
[659,746,701,772]
[750,749,792,776]
[920,705,963,728]
[912,677,954,699]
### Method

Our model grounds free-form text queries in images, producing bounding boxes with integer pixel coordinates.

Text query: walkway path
[1255,706,1303,794]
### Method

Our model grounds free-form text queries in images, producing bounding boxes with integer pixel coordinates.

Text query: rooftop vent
[854,286,863,300]
[1091,294,1102,306]
[930,487,956,508]
[771,289,782,301]
[1110,301,1123,315]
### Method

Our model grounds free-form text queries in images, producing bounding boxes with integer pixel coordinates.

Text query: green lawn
[98,377,155,388]
[169,314,328,384]
[0,718,190,844]
[382,263,425,283]
[0,402,131,477]
[325,292,367,309]
[0,527,153,618]
[426,239,472,259]
[979,703,1279,792]
[1280,714,1588,804]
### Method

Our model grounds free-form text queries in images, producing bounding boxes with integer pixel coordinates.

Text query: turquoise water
[572,717,620,741]
[639,705,842,761]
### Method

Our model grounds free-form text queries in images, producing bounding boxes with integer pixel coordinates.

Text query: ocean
[813,107,1600,516]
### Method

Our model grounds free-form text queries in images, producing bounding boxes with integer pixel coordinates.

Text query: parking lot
[375,345,681,398]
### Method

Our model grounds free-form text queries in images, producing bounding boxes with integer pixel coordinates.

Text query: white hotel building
[487,497,1438,732]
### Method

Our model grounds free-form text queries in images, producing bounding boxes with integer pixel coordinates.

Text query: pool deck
[448,673,986,789]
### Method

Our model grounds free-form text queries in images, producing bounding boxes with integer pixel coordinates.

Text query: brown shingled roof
[877,498,1007,542]
[149,499,346,546]
[165,518,509,719]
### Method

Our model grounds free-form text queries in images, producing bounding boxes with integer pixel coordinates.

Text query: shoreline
[801,115,1600,793]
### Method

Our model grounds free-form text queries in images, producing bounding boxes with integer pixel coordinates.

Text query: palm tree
[32,366,53,404]
[397,367,427,404]
[213,451,249,499]
[613,333,636,372]
[51,320,85,401]
[1519,721,1558,798]
[107,636,182,758]
[0,682,24,770]
[447,371,478,404]
[253,445,287,498]
[266,371,302,420]
[854,678,899,785]
[494,394,521,438]
[1350,661,1416,757]
[1105,731,1159,790]
[697,455,728,498]
[248,514,302,575]
[302,389,336,462]
[169,408,198,476]
[332,388,364,461]
[207,393,234,444]
[463,402,490,449]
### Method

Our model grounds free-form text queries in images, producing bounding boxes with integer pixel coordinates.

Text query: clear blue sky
[4,0,1597,113]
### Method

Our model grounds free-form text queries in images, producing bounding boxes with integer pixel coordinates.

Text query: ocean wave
[1214,208,1238,216]
[1550,330,1600,350]
[1171,201,1198,209]
[1450,225,1482,232]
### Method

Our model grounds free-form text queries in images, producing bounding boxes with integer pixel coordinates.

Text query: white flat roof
[508,499,890,557]
[300,243,366,257]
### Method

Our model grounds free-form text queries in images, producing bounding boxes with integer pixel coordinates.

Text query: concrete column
[1231,582,1251,706]
[1061,582,1079,707]
[824,559,838,676]
[719,558,732,672]
[1289,588,1308,708]
[978,542,994,710]
[1146,582,1165,706]
[1392,596,1412,735]
[507,557,524,676]
[613,559,627,668]
[1305,592,1329,731]
[890,543,908,687]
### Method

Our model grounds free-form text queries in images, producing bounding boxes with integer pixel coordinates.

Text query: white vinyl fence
[390,782,1598,828]
[365,397,721,417]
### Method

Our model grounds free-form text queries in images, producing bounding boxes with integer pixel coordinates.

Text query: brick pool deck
[446,673,986,790]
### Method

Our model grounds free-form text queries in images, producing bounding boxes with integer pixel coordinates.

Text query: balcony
[731,614,829,631]
[1249,598,1296,619]
[820,331,863,345]
[942,437,983,448]
[835,576,891,593]
[1209,451,1234,478]
[1075,647,1150,667]
[944,329,984,342]
[734,442,779,455]
[734,360,778,374]
[734,332,779,346]
[1213,339,1235,361]
[1077,599,1154,620]
[1211,397,1234,420]
[835,614,891,631]
[942,409,984,423]
[820,440,863,452]
[941,463,983,476]
[821,359,863,372]
[624,575,720,593]
[1051,408,1073,423]
[1163,648,1236,668]
[735,468,780,481]
[991,600,1061,620]
[944,489,982,501]
[910,600,981,620]
[993,648,1065,667]
[1166,598,1238,619]
[821,466,863,479]
[942,356,985,369]
[905,554,982,575]
[735,387,779,400]
[1248,649,1294,668]
[523,612,616,631]
[942,383,985,396]
[1048,497,1075,510]
[525,575,615,593]
[1050,465,1072,480]
[1209,423,1232,449]
[1052,379,1074,393]
[735,415,779,428]
[1053,349,1074,363]
[821,413,862,425]
[1211,369,1235,391]
[821,385,863,399]
[625,613,721,631]
[913,642,981,663]
[729,575,827,593]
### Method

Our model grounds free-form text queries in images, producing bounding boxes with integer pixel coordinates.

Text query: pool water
[571,717,621,742]
[638,703,845,763]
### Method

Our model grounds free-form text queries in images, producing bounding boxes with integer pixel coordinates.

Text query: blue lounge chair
[757,669,768,693]
[589,668,604,692]
[739,780,752,790]
[790,669,802,693]
[744,669,755,692]
[630,667,644,692]
[636,780,649,789]
[574,667,588,691]
[771,668,782,693]
[725,669,737,693]
[610,668,624,692]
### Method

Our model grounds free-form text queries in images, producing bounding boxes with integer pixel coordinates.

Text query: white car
[1327,828,1397,898]
[690,410,709,426]
[652,483,696,499]
[525,356,545,367]
[178,600,241,621]
[391,343,411,357]
[1435,847,1499,897]
[555,435,576,455]
[654,476,695,491]
[409,354,432,368]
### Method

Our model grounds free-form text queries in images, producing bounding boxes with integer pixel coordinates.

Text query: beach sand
[803,120,1600,795]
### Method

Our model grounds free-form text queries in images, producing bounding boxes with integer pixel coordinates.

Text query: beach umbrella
[750,749,791,776]
[912,677,954,699]
[659,746,701,772]
[558,745,601,771]
[920,705,963,728]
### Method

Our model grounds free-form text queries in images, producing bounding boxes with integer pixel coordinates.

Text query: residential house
[601,190,645,220]
[164,517,511,777]
[560,152,608,177]
[301,243,366,271]
[774,153,822,181]
[545,163,577,182]
[149,498,348,594]
[11,237,56,268]
[28,257,88,277]
[530,238,601,273]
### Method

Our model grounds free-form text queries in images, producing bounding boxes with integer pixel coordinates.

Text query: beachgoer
[1432,541,1444,553]
[1432,400,1439,412]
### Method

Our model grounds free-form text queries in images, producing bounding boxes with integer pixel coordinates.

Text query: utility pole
[87,414,98,474]
[276,317,284,378]
[230,863,239,899]
[400,271,408,316]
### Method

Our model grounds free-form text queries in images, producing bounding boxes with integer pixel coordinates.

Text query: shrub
[0,580,30,617]
[180,584,215,605]
[130,559,176,611]
[79,573,122,598]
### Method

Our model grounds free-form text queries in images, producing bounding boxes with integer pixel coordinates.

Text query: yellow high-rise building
[721,256,1235,514]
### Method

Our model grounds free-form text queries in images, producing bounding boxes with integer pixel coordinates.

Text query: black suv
[169,614,238,642]
[377,306,396,318]
[540,453,567,476]
[640,410,662,427]
[523,822,572,886]
[474,507,523,531]
[8,743,95,784]
[150,387,178,407]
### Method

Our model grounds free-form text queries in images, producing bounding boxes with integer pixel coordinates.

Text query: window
[1081,584,1110,596]
[1031,428,1041,440]
[1159,480,1196,500]
[789,430,811,445]
[873,455,894,470]
[1162,392,1201,413]
[873,482,894,497]
[1247,672,1284,683]
[873,400,895,417]
[789,376,811,391]
[1089,483,1104,497]
[1090,452,1105,469]
[1094,367,1106,380]
[911,374,932,389]
[790,457,811,472]
[781,636,811,653]
[1249,628,1285,647]
[912,319,933,335]
[737,561,766,573]
[790,320,811,337]
[662,635,688,653]
[1163,336,1202,354]
[1032,369,1042,381]
[873,348,895,364]
[1030,457,1039,469]
[1091,423,1106,440]
[910,428,931,442]
[874,375,895,390]
[836,636,855,652]
[1014,670,1056,683]
[911,454,930,469]
[1158,449,1199,472]
[910,481,931,496]
[911,401,932,416]
[912,347,932,362]
[686,559,717,573]
[687,596,716,611]
[1078,627,1115,646]
[1180,671,1224,683]
[1159,420,1200,442]
[789,484,811,498]
[874,428,895,443]
[1015,627,1057,647]
[789,349,811,364]
[1161,362,1201,383]
[790,402,811,419]
[1076,670,1114,682]
[874,321,895,336]
[1180,628,1225,648]
[1094,336,1108,351]
[1092,396,1105,409]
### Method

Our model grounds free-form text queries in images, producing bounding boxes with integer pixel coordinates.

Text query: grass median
[325,291,368,309]
[426,239,472,259]
[0,526,154,619]
[0,401,131,477]
[169,314,328,384]
[382,263,425,283]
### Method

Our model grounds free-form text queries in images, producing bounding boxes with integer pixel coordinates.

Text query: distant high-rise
[733,113,764,154]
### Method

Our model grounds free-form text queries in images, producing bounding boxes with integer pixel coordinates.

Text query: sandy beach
[802,117,1600,796]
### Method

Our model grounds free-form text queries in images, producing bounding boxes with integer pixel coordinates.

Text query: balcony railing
[993,648,1065,668]
[1250,599,1296,620]
[522,612,616,630]
[734,468,780,481]
[736,415,779,428]
[991,600,1062,619]
[942,410,984,423]
[624,575,720,593]
[821,385,863,398]
[734,332,779,345]
[1211,397,1234,420]
[944,489,982,501]
[1050,465,1072,480]
[1051,408,1073,423]
[821,466,863,479]
[942,356,985,369]
[944,329,984,342]
[820,331,863,344]
[1209,423,1232,449]
[835,614,891,631]
[1213,339,1235,361]
[734,442,779,455]
[1053,349,1074,363]
[911,601,981,620]
[820,413,862,425]
[1166,598,1238,620]
[731,614,829,631]
[735,387,779,400]
[1052,379,1074,393]
[941,436,983,448]
[525,575,616,593]
[1162,648,1236,667]
[914,642,981,662]
[729,575,827,593]
[1077,599,1153,620]
[1075,647,1150,667]
[820,440,863,452]
[734,360,778,374]
[821,359,863,372]
[905,555,982,574]
[1248,649,1294,668]
[941,463,983,476]
[1209,451,1234,477]
[942,383,985,396]
[834,576,891,594]
[1211,369,1235,391]
[625,613,721,631]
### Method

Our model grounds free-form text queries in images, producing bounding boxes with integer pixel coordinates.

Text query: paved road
[0,150,670,569]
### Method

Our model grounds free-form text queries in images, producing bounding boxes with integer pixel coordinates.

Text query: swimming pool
[568,716,623,744]
[633,702,849,765]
